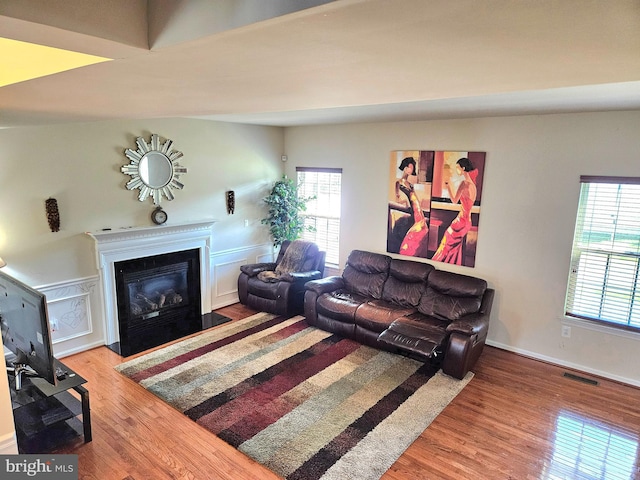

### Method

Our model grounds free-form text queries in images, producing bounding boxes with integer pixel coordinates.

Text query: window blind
[296,168,342,266]
[565,176,640,330]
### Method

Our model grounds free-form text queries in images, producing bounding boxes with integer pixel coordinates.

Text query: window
[565,176,640,330]
[296,167,342,266]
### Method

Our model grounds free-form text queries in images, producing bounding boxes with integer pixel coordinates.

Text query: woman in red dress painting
[395,157,429,257]
[432,157,477,265]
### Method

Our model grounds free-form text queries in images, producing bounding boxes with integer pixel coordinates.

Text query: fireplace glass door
[114,249,201,356]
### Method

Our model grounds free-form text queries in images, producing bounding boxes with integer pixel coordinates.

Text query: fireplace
[114,249,201,356]
[87,221,217,356]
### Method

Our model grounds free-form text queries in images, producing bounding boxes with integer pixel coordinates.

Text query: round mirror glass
[139,152,173,188]
[122,134,187,205]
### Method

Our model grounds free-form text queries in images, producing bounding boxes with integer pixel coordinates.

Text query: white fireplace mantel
[86,221,215,346]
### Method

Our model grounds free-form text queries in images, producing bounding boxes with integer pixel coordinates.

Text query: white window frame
[565,176,640,333]
[296,167,342,267]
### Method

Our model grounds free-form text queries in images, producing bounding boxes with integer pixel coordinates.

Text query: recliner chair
[238,240,326,316]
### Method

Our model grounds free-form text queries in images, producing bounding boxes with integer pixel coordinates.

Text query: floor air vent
[563,372,599,386]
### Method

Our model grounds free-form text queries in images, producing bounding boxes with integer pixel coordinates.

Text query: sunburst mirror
[121,134,187,205]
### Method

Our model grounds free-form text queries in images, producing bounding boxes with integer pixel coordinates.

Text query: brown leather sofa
[238,240,326,317]
[303,249,494,379]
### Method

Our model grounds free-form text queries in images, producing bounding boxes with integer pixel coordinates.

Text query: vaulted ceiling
[1,0,640,128]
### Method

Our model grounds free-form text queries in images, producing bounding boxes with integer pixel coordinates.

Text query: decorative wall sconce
[45,197,60,232]
[226,191,235,214]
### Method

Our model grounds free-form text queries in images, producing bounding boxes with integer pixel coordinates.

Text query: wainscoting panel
[47,291,93,342]
[210,243,274,310]
[214,259,245,298]
[36,276,105,359]
[256,251,275,264]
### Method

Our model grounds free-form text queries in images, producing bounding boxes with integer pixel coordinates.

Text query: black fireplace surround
[113,249,203,356]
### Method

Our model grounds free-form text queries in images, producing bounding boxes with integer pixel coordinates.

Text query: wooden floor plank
[55,304,640,479]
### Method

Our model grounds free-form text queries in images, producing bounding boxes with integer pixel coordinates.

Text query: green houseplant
[261,175,315,246]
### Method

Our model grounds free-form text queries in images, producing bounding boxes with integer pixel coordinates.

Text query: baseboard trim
[486,340,640,388]
[212,298,239,311]
[54,340,106,359]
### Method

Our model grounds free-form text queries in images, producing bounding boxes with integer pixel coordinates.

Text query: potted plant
[261,175,315,246]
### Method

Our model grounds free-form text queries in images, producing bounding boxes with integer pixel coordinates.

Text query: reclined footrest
[378,318,448,361]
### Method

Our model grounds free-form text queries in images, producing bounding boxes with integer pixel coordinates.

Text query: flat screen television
[0,270,57,390]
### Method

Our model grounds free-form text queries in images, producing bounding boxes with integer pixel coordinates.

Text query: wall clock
[151,206,168,225]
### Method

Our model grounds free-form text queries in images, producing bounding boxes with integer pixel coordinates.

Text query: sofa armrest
[446,312,489,336]
[305,275,345,295]
[286,270,324,283]
[442,288,494,379]
[445,288,494,336]
[240,262,277,277]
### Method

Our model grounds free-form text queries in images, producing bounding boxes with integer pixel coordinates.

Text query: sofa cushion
[317,290,369,323]
[354,300,415,333]
[381,259,434,307]
[427,270,487,297]
[417,270,487,321]
[401,311,451,334]
[342,250,391,299]
[245,276,279,300]
[300,243,321,272]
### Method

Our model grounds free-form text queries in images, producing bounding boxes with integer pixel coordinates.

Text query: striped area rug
[116,312,473,480]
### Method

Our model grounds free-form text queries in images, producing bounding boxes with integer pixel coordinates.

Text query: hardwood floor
[57,304,640,479]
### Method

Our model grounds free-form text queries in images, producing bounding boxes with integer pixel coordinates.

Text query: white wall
[0,118,282,284]
[284,110,640,386]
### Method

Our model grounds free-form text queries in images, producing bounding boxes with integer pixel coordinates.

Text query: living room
[1,1,640,478]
